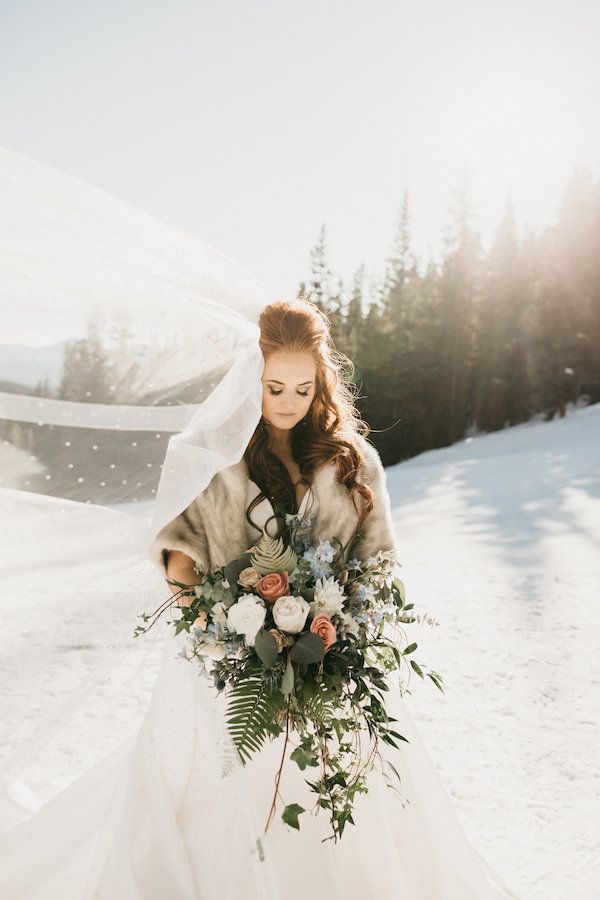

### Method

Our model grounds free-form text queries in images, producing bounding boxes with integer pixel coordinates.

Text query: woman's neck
[265,423,292,458]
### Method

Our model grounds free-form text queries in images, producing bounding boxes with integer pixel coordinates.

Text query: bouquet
[135,510,443,843]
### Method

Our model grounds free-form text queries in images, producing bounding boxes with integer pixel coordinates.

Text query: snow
[1,402,599,898]
[387,402,600,899]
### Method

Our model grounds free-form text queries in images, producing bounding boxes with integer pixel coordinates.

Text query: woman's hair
[244,296,375,547]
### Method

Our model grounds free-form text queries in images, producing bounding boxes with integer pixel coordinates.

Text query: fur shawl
[148,431,398,579]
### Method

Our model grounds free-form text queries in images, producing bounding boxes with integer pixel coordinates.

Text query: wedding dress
[0,490,521,900]
[0,146,520,898]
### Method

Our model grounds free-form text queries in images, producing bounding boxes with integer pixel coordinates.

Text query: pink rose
[255,571,290,605]
[310,613,338,652]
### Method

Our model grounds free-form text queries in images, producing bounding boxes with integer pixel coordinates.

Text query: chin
[264,414,297,429]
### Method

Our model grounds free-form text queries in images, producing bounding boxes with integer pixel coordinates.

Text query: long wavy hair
[244,297,375,548]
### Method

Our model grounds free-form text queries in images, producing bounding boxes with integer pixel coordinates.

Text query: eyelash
[269,389,310,397]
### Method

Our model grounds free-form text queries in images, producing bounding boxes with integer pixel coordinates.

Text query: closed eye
[269,389,309,397]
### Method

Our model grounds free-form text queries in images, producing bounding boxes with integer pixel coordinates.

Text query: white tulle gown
[0,488,520,899]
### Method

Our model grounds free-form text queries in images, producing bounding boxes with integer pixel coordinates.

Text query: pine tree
[434,180,483,445]
[58,320,111,403]
[305,224,333,315]
[527,167,598,417]
[473,201,531,431]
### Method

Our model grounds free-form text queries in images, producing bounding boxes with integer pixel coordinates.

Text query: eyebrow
[266,379,313,386]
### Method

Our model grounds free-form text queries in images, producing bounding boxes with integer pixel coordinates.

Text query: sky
[0,0,599,309]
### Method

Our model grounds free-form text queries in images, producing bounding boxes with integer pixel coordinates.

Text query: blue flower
[303,546,333,580]
[354,585,369,604]
[315,540,335,563]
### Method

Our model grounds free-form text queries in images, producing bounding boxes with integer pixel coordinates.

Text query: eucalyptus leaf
[410,659,424,678]
[393,576,406,604]
[224,552,253,588]
[281,656,295,695]
[254,628,278,669]
[289,632,325,664]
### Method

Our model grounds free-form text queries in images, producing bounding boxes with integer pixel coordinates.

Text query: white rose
[272,595,310,634]
[310,576,345,617]
[226,594,266,646]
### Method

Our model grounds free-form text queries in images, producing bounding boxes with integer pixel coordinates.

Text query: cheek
[302,394,313,413]
[262,391,274,415]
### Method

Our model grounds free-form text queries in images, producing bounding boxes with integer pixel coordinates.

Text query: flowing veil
[0,145,269,835]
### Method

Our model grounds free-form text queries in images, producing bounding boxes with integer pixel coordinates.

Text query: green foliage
[225,658,285,763]
[290,745,319,770]
[254,628,278,669]
[282,803,305,830]
[410,659,424,678]
[223,551,254,588]
[289,632,325,664]
[281,656,295,695]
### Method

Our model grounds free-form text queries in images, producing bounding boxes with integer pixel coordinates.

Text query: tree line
[299,167,600,465]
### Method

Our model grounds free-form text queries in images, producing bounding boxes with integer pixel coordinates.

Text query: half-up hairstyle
[244,296,374,546]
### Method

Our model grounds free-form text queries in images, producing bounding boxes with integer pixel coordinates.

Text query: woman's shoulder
[346,430,386,482]
[188,457,250,510]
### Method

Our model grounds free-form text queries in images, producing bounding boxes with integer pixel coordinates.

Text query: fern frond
[301,679,338,724]
[225,658,285,764]
[250,534,297,576]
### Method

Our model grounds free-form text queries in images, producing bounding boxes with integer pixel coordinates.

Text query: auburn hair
[243,296,374,550]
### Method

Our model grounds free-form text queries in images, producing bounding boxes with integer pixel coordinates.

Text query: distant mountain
[0,341,67,392]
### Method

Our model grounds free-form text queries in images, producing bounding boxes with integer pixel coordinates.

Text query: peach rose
[238,567,261,589]
[310,613,338,652]
[255,571,290,604]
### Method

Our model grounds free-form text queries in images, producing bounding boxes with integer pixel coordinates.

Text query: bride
[0,148,520,898]
[0,310,520,898]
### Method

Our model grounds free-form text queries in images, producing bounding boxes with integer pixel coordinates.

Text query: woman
[0,293,520,898]
[138,299,520,899]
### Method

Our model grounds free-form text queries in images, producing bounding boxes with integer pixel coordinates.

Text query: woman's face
[261,350,316,431]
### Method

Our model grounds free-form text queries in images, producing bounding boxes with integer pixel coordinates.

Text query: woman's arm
[148,498,210,582]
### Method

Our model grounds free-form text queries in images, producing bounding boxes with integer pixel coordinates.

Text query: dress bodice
[244,479,317,543]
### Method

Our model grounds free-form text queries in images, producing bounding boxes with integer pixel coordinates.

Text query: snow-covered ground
[387,403,600,900]
[1,402,599,898]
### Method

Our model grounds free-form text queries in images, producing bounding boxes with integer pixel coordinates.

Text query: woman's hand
[165,550,204,599]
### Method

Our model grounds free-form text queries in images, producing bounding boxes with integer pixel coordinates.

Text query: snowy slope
[1,402,598,898]
[387,402,600,900]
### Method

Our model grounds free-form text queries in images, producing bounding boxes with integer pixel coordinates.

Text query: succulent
[250,533,298,576]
